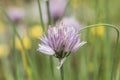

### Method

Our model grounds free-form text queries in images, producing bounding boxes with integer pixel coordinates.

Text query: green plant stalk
[46,0,52,25]
[94,36,101,80]
[94,0,106,79]
[30,56,39,80]
[37,0,54,79]
[103,0,111,80]
[14,49,20,80]
[71,55,79,80]
[49,56,54,80]
[0,7,20,80]
[79,0,89,79]
[12,26,20,80]
[80,50,88,80]
[30,40,39,80]
[79,24,119,80]
[104,36,111,80]
[10,21,34,80]
[84,29,90,80]
[96,0,111,79]
[46,1,54,80]
[37,0,45,30]
[8,19,31,80]
[1,8,35,80]
[60,66,64,80]
[104,0,109,23]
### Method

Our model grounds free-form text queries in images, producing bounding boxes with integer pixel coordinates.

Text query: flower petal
[72,41,87,52]
[38,44,55,55]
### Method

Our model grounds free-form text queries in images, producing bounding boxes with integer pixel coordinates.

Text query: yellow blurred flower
[15,37,31,51]
[0,22,6,34]
[0,44,9,58]
[71,0,80,9]
[29,25,43,39]
[90,25,105,37]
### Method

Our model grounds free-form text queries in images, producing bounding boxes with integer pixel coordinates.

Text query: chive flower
[7,7,25,23]
[38,22,86,69]
[49,0,67,22]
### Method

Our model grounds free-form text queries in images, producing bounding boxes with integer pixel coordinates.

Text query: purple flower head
[7,7,25,23]
[62,17,82,31]
[38,22,86,69]
[49,0,67,22]
[35,0,67,23]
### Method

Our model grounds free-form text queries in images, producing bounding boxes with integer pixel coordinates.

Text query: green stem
[46,0,52,25]
[45,1,54,80]
[0,6,26,80]
[12,26,19,80]
[80,24,120,80]
[49,56,54,79]
[1,6,30,61]
[60,66,64,80]
[14,45,20,80]
[37,0,45,30]
[1,7,35,80]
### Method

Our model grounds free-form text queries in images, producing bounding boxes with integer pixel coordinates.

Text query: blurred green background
[0,0,120,80]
